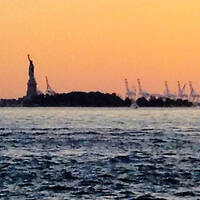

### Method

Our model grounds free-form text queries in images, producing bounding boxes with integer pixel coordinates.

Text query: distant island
[0,92,193,107]
[0,92,131,107]
[0,55,194,107]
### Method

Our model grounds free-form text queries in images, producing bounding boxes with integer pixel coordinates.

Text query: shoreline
[0,91,194,108]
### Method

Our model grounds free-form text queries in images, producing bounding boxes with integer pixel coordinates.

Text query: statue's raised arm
[27,54,32,62]
[27,54,34,79]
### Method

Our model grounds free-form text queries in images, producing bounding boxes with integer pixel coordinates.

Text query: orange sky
[1,0,200,98]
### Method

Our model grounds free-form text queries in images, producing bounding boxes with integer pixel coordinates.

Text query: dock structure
[123,78,200,105]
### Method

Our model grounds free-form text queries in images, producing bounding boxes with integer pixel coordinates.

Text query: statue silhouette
[26,54,37,98]
[27,54,34,80]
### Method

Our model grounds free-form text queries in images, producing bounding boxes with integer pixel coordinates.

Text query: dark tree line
[0,92,193,107]
[136,96,193,107]
[22,92,131,107]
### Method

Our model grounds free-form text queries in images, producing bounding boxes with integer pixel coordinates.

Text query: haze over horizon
[1,0,200,98]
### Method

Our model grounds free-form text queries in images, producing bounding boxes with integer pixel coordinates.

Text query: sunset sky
[1,0,200,98]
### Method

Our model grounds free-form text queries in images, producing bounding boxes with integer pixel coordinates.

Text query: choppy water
[0,107,200,200]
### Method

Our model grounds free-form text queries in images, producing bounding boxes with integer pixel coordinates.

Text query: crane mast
[164,81,170,96]
[188,81,200,103]
[164,81,176,99]
[124,79,136,100]
[137,79,142,93]
[137,79,150,98]
[177,81,187,99]
[45,76,56,96]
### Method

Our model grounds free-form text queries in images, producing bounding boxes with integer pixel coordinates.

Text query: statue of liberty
[26,54,37,98]
[27,54,35,80]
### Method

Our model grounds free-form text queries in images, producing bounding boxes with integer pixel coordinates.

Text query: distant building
[26,54,37,98]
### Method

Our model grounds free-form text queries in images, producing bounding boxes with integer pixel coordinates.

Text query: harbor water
[0,107,200,199]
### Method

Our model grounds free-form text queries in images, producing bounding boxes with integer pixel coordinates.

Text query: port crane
[124,79,136,100]
[137,79,150,98]
[177,81,187,99]
[45,76,56,96]
[188,81,200,103]
[164,81,176,99]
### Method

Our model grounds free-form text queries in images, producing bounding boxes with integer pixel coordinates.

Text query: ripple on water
[0,108,200,199]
